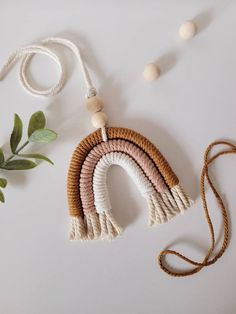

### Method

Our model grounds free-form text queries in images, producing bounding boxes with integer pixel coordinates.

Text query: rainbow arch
[67,127,193,240]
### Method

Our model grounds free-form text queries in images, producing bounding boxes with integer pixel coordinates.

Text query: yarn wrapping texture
[67,127,232,277]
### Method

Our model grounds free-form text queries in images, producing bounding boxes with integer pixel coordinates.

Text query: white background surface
[0,1,235,313]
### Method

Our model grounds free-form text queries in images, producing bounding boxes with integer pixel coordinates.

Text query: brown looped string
[158,141,236,277]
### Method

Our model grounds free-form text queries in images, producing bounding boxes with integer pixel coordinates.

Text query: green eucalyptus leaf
[10,114,23,153]
[2,159,37,170]
[19,153,54,165]
[0,190,5,203]
[28,111,46,137]
[0,178,7,188]
[0,148,4,165]
[29,129,57,143]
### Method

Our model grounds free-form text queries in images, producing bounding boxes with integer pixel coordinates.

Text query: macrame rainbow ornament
[3,36,231,277]
[68,124,193,240]
[0,35,192,240]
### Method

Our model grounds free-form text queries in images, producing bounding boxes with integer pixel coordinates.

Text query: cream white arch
[93,152,156,213]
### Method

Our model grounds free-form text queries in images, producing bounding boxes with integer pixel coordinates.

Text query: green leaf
[0,178,7,188]
[2,159,37,170]
[10,114,23,153]
[0,190,5,203]
[19,153,54,165]
[0,148,4,165]
[28,111,46,137]
[29,129,57,143]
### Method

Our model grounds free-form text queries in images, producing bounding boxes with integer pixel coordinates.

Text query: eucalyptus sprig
[0,111,57,203]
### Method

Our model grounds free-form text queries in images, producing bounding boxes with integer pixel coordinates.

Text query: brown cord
[158,141,235,277]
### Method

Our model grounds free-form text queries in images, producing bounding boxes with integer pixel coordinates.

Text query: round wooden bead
[91,112,108,128]
[179,20,197,40]
[86,96,103,113]
[143,63,160,81]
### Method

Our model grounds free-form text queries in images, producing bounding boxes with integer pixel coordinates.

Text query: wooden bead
[143,63,160,81]
[86,96,103,113]
[179,20,197,40]
[91,112,108,128]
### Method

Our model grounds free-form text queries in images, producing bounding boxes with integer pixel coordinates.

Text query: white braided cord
[93,152,156,213]
[0,37,96,98]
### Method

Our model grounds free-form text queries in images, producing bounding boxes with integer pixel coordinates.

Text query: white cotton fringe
[171,184,194,213]
[69,184,193,240]
[69,216,87,240]
[147,184,194,226]
[69,211,122,241]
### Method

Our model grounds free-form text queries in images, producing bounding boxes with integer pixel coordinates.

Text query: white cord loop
[0,37,96,98]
